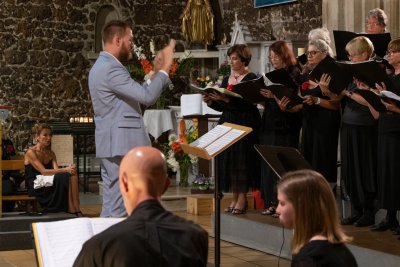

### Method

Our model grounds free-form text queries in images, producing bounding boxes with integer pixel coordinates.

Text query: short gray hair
[308,28,331,45]
[367,8,388,28]
[308,39,332,56]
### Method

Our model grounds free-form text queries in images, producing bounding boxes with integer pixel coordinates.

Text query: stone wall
[0,0,321,151]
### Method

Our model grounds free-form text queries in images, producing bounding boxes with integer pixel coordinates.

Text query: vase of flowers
[163,119,198,187]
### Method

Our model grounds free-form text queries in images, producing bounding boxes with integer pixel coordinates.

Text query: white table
[143,109,174,140]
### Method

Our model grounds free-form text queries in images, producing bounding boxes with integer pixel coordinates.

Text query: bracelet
[315,97,321,105]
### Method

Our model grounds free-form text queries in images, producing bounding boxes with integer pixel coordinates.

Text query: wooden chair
[1,159,37,217]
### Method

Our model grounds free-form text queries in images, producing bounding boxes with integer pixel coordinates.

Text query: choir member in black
[203,44,261,214]
[73,147,208,267]
[276,170,358,267]
[24,123,81,215]
[259,41,302,216]
[301,39,341,188]
[340,37,378,227]
[369,38,400,234]
[365,8,388,34]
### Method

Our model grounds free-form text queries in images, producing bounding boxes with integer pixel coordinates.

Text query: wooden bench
[1,159,37,217]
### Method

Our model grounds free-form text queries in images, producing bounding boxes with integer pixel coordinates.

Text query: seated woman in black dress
[24,123,82,215]
[276,170,358,267]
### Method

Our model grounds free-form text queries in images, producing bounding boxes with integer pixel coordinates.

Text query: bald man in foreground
[73,147,208,267]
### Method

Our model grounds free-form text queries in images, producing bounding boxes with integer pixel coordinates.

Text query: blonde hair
[388,38,400,53]
[345,36,374,59]
[277,170,352,254]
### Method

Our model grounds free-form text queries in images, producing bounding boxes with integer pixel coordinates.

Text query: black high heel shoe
[232,200,248,215]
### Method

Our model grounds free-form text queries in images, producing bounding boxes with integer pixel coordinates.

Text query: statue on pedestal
[182,0,214,47]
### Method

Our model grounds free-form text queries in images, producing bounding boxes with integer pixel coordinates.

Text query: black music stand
[254,145,312,178]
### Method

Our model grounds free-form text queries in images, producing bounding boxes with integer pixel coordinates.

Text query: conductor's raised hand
[160,39,176,73]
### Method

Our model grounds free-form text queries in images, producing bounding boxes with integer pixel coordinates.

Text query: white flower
[168,134,178,143]
[166,157,179,172]
[149,39,155,57]
[189,154,198,164]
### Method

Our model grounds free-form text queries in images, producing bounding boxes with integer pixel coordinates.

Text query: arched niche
[95,5,120,53]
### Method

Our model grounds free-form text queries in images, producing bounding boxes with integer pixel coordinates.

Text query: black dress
[301,86,341,184]
[377,74,400,210]
[260,66,302,207]
[292,240,358,267]
[341,84,378,215]
[209,73,261,193]
[25,162,70,212]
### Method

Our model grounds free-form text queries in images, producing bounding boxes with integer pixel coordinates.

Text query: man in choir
[73,146,209,267]
[366,8,388,34]
[89,20,175,217]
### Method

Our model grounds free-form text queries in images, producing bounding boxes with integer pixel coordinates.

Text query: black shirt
[291,240,358,267]
[73,200,208,267]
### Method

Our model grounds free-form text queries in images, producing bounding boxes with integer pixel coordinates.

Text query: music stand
[181,123,253,267]
[254,145,312,178]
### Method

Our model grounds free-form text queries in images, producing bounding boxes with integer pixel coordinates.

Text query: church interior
[1,0,400,266]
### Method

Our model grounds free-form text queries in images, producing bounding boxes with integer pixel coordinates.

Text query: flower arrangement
[192,75,212,88]
[163,119,198,186]
[125,41,195,109]
[191,174,214,191]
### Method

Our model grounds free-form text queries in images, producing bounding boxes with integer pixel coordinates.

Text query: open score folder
[181,123,253,160]
[31,217,124,267]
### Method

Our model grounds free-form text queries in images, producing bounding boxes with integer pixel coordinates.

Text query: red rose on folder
[227,84,233,91]
[301,81,310,91]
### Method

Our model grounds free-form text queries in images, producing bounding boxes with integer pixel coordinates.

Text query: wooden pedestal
[187,194,255,215]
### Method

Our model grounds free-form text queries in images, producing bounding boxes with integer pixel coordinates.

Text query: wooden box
[186,194,255,215]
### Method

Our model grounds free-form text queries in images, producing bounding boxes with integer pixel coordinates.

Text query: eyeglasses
[365,22,379,27]
[387,50,400,56]
[305,50,321,57]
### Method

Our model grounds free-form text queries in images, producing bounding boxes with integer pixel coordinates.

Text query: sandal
[224,206,234,213]
[232,208,246,215]
[261,206,276,215]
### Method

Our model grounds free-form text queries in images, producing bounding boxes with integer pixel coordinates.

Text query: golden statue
[182,0,214,45]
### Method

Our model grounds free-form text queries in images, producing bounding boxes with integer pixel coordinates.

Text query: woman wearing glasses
[365,8,388,34]
[301,39,341,189]
[370,39,400,235]
[259,41,302,216]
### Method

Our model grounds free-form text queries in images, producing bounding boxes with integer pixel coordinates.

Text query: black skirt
[377,113,400,210]
[341,123,378,210]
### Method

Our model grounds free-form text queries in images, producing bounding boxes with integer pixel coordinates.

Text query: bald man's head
[119,147,169,214]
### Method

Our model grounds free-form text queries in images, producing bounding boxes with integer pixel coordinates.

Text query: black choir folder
[338,60,395,91]
[32,217,123,267]
[254,145,312,178]
[192,77,268,103]
[355,89,400,112]
[309,56,353,94]
[181,122,252,160]
[333,30,391,61]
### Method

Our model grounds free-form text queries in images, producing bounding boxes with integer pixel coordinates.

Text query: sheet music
[193,124,232,148]
[34,218,124,267]
[51,135,73,166]
[381,90,400,101]
[205,129,245,155]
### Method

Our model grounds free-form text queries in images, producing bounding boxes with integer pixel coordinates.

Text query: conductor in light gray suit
[89,20,176,217]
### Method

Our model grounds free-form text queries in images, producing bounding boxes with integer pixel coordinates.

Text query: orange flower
[169,61,178,77]
[140,59,153,74]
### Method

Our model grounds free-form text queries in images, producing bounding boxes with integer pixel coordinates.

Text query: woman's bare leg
[68,174,81,214]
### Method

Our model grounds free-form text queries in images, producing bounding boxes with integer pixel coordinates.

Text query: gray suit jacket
[89,52,170,158]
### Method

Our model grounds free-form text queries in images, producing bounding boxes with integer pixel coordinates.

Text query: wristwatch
[315,97,321,105]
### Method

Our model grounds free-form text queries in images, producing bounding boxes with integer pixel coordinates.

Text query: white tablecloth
[143,109,174,139]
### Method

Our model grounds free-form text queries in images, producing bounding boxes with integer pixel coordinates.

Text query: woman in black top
[259,40,302,216]
[276,170,358,267]
[203,44,260,214]
[24,123,82,215]
[369,38,400,234]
